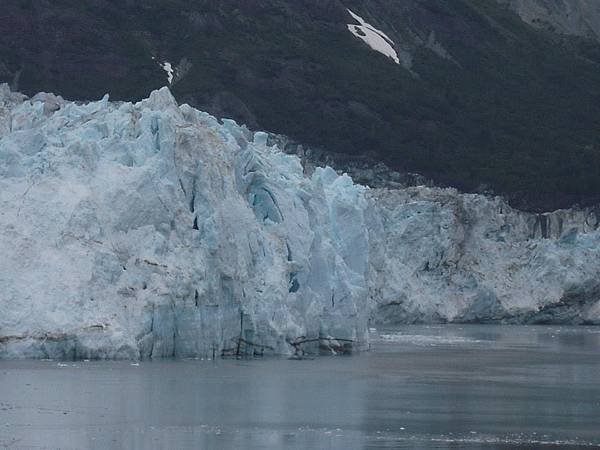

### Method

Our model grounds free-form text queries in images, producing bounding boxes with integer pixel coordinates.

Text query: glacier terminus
[1,85,599,360]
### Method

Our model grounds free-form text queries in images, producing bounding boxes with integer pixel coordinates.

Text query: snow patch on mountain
[161,62,174,84]
[346,9,400,65]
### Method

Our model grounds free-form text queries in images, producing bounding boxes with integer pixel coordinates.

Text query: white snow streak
[346,9,399,64]
[162,62,174,84]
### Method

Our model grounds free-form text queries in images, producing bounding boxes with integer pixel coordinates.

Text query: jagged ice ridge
[0,86,369,359]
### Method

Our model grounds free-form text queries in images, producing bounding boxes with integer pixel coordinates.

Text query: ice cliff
[1,85,599,359]
[368,188,600,325]
[0,85,369,359]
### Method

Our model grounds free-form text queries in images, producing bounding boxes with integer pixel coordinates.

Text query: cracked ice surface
[0,85,369,359]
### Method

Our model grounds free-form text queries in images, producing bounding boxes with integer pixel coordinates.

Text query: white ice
[0,85,370,359]
[1,83,599,360]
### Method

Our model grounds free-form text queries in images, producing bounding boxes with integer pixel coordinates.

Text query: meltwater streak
[1,325,599,449]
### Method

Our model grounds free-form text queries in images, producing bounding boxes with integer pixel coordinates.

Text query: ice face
[1,84,599,360]
[0,86,370,359]
[367,187,600,325]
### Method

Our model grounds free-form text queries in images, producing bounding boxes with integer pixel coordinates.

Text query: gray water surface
[1,325,600,449]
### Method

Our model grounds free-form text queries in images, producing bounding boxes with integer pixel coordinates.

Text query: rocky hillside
[2,0,600,211]
[500,0,600,40]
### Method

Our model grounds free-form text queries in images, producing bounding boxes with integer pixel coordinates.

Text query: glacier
[368,187,600,324]
[0,84,599,360]
[0,85,369,359]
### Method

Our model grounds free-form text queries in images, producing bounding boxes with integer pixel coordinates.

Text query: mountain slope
[2,0,600,210]
[500,0,600,40]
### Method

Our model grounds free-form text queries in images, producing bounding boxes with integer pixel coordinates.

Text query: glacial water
[1,325,600,449]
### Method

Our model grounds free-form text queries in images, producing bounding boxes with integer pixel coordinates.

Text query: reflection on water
[1,325,599,449]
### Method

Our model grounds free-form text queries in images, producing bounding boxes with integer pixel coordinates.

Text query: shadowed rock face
[2,0,600,211]
[499,0,600,40]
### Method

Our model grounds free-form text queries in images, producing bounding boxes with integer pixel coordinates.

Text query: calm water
[1,325,600,449]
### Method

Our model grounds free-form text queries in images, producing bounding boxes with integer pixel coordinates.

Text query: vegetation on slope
[2,0,600,210]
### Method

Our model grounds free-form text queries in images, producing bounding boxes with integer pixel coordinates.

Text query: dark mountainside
[2,0,600,211]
